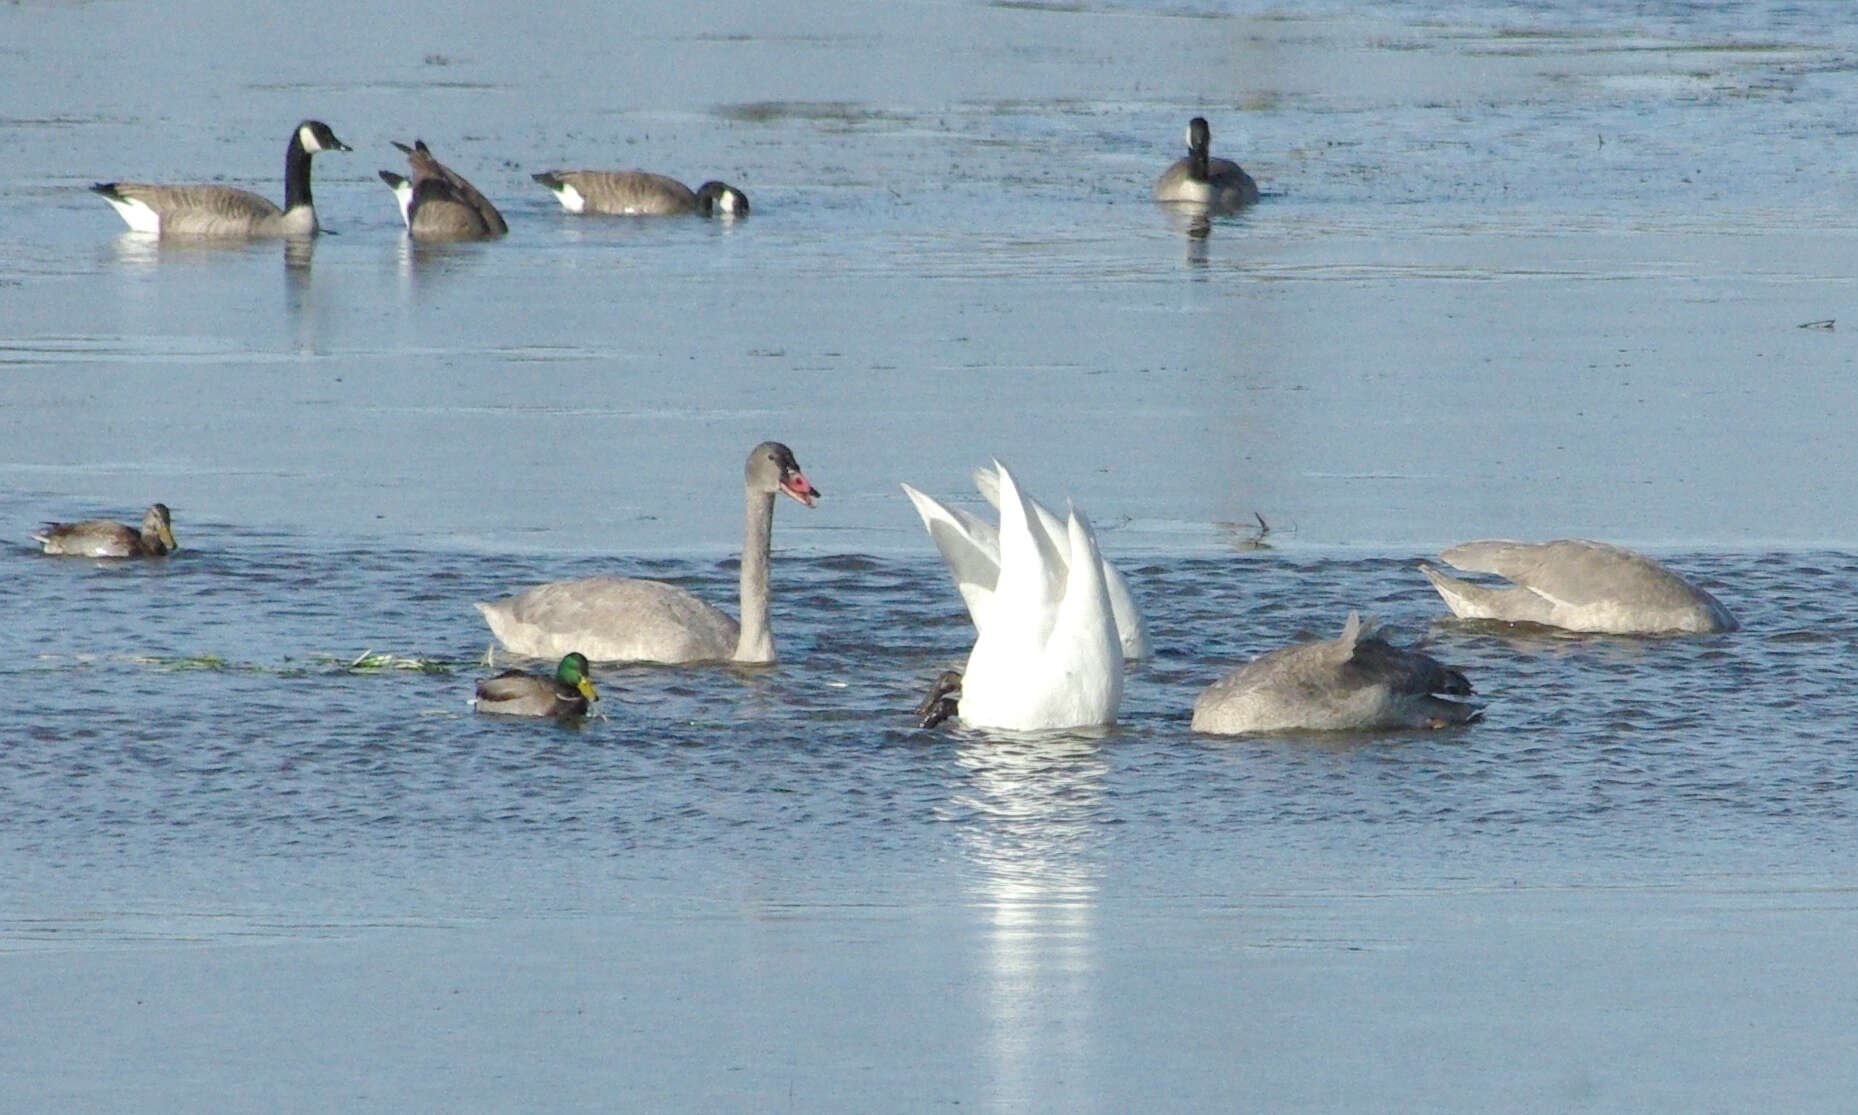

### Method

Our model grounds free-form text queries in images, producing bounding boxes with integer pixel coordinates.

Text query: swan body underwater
[472,652,598,719]
[475,442,820,664]
[901,464,1150,659]
[34,503,177,557]
[1191,611,1481,735]
[1419,539,1736,635]
[909,462,1124,732]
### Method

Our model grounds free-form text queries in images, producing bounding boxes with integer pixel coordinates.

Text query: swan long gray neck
[733,488,777,663]
[283,132,314,213]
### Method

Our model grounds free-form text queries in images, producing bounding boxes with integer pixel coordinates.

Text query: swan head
[1186,116,1211,156]
[555,652,598,702]
[748,441,821,507]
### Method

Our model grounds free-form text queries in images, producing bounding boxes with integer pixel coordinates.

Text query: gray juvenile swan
[475,442,820,664]
[1191,612,1481,735]
[1153,116,1258,213]
[532,170,749,217]
[34,503,177,557]
[379,139,507,241]
[1419,539,1737,635]
[91,120,350,238]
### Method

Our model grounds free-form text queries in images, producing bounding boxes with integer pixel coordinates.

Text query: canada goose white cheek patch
[104,195,162,234]
[552,182,586,213]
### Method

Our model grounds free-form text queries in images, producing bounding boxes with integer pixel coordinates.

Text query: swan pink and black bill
[771,444,821,507]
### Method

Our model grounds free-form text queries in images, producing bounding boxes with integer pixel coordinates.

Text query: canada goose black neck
[1187,117,1212,182]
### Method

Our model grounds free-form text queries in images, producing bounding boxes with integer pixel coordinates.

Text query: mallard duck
[91,120,350,238]
[379,138,508,241]
[532,170,748,217]
[1153,116,1258,213]
[34,503,177,557]
[476,442,819,664]
[472,652,598,718]
[1420,539,1737,635]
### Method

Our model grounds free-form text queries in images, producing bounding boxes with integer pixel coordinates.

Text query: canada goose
[34,503,177,557]
[472,652,598,718]
[91,120,350,238]
[531,170,749,217]
[910,462,1123,732]
[1420,539,1738,635]
[901,463,1151,660]
[475,442,819,664]
[1192,612,1481,734]
[379,139,507,241]
[1153,116,1258,212]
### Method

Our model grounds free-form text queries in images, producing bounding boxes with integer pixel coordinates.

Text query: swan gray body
[1153,116,1258,212]
[34,503,177,557]
[1191,612,1479,734]
[532,170,748,217]
[380,139,507,241]
[475,443,819,664]
[92,120,350,238]
[1419,539,1736,635]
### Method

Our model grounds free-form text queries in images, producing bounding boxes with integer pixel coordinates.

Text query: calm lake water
[4,0,1858,1110]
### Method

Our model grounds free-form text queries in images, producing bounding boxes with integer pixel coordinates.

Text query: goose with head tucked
[475,442,819,664]
[532,169,748,218]
[34,503,177,557]
[472,652,598,719]
[1419,538,1736,635]
[1192,611,1481,735]
[91,120,350,238]
[901,463,1150,659]
[379,139,507,241]
[913,462,1123,732]
[1153,116,1258,213]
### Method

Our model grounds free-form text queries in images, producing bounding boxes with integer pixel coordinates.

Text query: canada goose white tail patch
[100,192,161,234]
[378,171,414,228]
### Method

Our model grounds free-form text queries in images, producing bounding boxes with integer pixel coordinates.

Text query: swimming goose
[1192,611,1480,734]
[914,462,1124,732]
[532,170,749,217]
[34,503,177,557]
[91,120,350,238]
[1419,538,1737,635]
[472,652,598,718]
[1153,116,1258,212]
[475,442,819,664]
[901,464,1151,659]
[379,139,507,241]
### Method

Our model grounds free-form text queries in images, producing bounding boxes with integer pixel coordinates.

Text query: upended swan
[910,462,1123,731]
[92,120,349,238]
[475,442,820,664]
[379,139,507,241]
[1191,611,1481,734]
[1419,539,1736,635]
[35,503,177,557]
[901,464,1150,659]
[472,652,598,719]
[1153,116,1258,213]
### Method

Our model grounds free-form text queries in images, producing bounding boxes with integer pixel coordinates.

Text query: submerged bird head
[694,181,750,219]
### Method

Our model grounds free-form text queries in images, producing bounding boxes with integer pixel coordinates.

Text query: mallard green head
[557,652,597,701]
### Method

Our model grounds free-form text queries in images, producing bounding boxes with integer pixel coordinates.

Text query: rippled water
[7,0,1858,1108]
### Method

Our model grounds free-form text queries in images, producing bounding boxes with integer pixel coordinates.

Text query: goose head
[296,120,351,155]
[1185,116,1211,159]
[695,181,750,218]
[749,441,820,507]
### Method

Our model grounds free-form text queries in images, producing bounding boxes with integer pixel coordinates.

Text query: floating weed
[333,649,455,675]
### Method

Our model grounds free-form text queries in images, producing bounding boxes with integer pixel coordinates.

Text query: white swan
[1419,539,1736,635]
[475,442,820,664]
[912,462,1124,731]
[1191,611,1481,734]
[900,464,1151,659]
